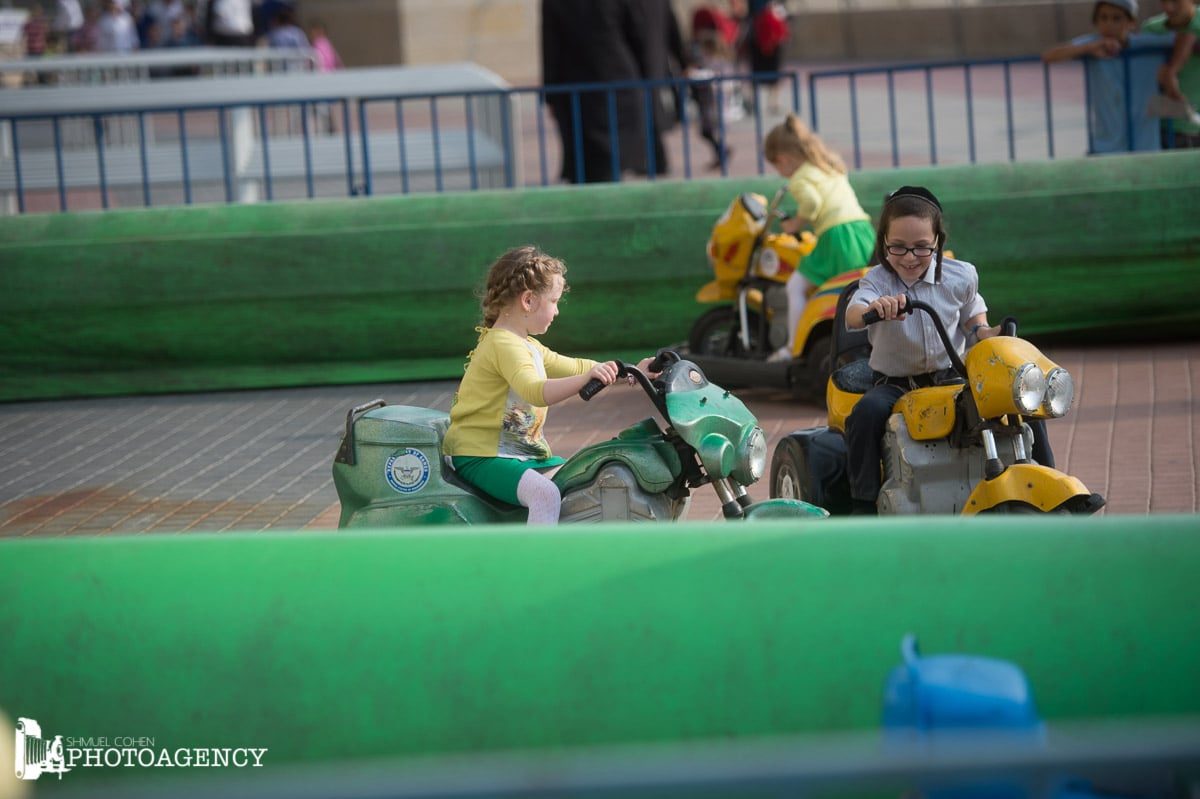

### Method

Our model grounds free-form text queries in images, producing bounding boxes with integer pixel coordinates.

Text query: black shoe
[849,499,877,516]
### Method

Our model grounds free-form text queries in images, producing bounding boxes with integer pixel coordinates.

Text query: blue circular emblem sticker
[385,448,431,494]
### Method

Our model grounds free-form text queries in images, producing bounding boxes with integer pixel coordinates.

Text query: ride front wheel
[688,306,764,358]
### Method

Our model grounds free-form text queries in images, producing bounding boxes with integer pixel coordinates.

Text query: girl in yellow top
[442,245,654,525]
[762,114,876,362]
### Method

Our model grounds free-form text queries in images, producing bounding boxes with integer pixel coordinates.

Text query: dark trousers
[846,384,905,502]
[846,384,1056,502]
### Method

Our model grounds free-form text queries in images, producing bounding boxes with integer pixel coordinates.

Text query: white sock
[517,469,561,525]
[784,270,814,351]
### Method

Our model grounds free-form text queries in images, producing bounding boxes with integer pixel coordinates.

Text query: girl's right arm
[541,361,621,405]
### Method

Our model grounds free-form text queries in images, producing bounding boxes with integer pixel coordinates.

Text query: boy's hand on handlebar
[868,294,909,322]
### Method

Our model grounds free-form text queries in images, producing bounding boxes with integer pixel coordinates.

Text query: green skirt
[451,455,565,505]
[800,218,876,285]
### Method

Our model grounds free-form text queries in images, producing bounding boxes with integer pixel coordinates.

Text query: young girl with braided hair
[441,245,656,524]
[763,114,875,362]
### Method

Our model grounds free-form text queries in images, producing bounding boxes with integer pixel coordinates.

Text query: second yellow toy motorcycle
[683,187,868,403]
[770,283,1106,515]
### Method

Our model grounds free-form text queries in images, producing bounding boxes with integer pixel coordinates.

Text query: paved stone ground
[0,339,1195,536]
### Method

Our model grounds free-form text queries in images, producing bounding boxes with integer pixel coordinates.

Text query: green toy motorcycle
[333,351,828,526]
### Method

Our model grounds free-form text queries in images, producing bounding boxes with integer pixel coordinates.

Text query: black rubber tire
[770,435,815,503]
[688,306,764,357]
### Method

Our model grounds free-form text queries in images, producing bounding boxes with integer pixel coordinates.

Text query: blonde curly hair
[479,245,569,327]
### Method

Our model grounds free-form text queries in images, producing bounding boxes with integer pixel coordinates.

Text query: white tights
[517,469,562,525]
[784,270,815,351]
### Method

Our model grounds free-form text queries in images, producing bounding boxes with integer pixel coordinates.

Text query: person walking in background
[762,114,875,363]
[1143,0,1200,147]
[264,4,307,50]
[200,0,254,47]
[96,0,139,52]
[307,19,342,133]
[144,0,185,44]
[1042,0,1176,153]
[689,4,741,169]
[21,3,50,57]
[70,2,101,52]
[51,0,84,52]
[541,0,680,183]
[308,20,343,72]
[746,0,791,115]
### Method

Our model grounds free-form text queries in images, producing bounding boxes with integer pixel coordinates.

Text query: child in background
[1143,0,1200,147]
[441,246,658,525]
[1041,0,1176,153]
[762,114,874,363]
[22,3,50,57]
[689,6,740,169]
[307,20,343,72]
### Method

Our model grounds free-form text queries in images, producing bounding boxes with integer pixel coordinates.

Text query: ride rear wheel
[688,306,764,358]
[770,435,815,503]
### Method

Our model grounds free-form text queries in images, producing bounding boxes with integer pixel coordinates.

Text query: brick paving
[0,340,1195,536]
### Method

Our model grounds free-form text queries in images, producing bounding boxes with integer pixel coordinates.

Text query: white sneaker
[766,346,794,363]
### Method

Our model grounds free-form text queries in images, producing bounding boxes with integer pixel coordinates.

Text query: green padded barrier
[1,151,1197,401]
[1,515,1197,793]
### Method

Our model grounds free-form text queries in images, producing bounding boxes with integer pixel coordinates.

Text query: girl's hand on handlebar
[633,356,662,383]
[589,360,621,386]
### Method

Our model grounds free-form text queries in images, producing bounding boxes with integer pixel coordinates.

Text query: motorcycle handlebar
[578,350,680,402]
[579,361,630,402]
[861,295,912,326]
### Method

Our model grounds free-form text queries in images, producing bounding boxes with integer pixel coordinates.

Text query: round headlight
[1012,363,1046,414]
[733,426,768,485]
[1042,367,1074,418]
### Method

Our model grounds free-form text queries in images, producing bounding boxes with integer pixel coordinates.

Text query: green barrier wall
[1,516,1198,793]
[2,151,1198,402]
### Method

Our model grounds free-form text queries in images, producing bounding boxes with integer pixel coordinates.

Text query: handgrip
[862,295,912,325]
[578,362,630,401]
[579,378,606,401]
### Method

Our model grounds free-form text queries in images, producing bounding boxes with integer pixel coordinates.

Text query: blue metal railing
[806,49,1178,170]
[0,53,1186,215]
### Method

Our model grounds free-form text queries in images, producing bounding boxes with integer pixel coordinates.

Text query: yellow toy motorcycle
[770,284,1106,515]
[683,187,868,402]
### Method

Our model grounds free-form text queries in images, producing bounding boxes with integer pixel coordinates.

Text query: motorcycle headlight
[1042,367,1074,418]
[732,426,768,485]
[697,433,734,479]
[1013,363,1046,414]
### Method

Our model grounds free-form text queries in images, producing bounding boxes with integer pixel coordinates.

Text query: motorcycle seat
[831,358,875,395]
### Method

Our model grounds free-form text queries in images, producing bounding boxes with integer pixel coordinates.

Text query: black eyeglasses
[885,244,938,258]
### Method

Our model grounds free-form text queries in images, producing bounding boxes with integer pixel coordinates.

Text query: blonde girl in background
[762,114,875,362]
[441,245,657,525]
